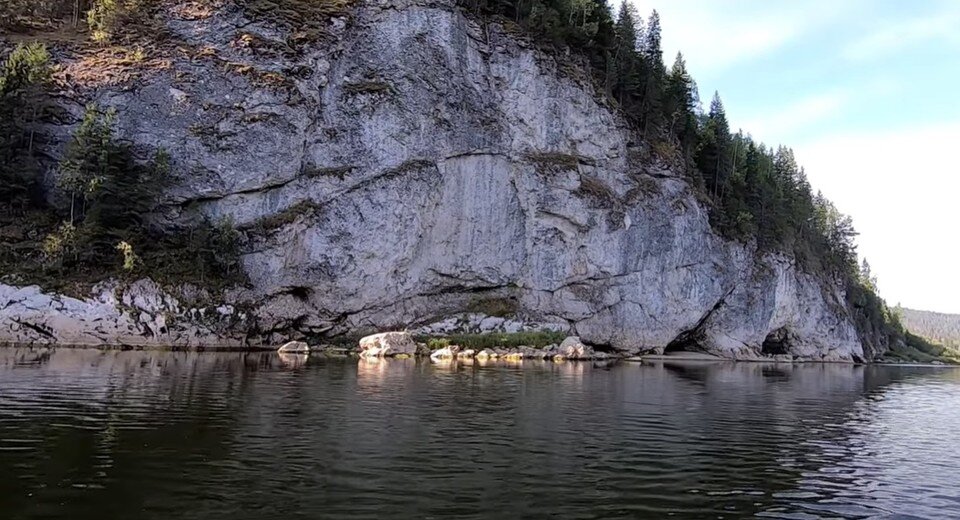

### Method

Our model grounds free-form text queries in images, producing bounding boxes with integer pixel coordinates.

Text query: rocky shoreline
[0,280,872,362]
[277,333,616,362]
[5,336,952,366]
[272,332,907,364]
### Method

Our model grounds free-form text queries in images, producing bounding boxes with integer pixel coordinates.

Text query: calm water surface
[0,348,959,519]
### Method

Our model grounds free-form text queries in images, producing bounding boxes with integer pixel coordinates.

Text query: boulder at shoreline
[359,332,418,357]
[277,341,310,354]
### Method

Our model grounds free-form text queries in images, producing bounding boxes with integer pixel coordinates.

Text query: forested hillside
[0,0,913,356]
[458,0,902,353]
[898,308,960,349]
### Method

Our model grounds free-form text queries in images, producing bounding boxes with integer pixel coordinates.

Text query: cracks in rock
[537,209,588,235]
[546,270,643,295]
[441,149,510,162]
[426,270,511,291]
[177,174,302,206]
[278,281,516,336]
[12,319,56,340]
[2,297,27,311]
[334,158,440,200]
[634,170,675,180]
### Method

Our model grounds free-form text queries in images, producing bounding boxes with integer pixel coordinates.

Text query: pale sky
[632,0,960,313]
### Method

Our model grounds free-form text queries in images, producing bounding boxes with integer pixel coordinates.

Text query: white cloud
[733,78,903,145]
[630,0,864,76]
[795,123,960,313]
[738,90,850,143]
[842,11,960,62]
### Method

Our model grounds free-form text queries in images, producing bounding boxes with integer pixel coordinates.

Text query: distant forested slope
[898,308,960,348]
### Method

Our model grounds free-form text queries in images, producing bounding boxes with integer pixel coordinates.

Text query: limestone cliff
[0,0,868,360]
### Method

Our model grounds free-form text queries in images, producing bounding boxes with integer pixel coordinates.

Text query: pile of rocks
[427,336,612,362]
[276,333,616,362]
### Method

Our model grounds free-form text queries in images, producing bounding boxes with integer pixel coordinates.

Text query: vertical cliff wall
[0,0,866,360]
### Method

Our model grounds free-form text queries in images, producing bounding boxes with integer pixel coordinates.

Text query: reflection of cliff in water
[0,349,957,519]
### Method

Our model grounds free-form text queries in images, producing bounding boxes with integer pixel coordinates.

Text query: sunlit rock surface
[0,0,864,360]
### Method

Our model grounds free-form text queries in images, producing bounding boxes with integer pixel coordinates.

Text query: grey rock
[358,331,417,358]
[0,0,868,362]
[475,348,497,359]
[558,336,594,359]
[0,279,247,348]
[430,345,462,360]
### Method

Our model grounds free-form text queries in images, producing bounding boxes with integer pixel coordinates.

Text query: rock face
[0,280,248,347]
[1,0,869,360]
[358,332,417,357]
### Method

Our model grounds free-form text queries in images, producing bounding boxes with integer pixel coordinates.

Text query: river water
[0,348,958,519]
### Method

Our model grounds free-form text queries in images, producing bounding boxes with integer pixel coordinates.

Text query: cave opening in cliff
[761,328,791,356]
[664,331,703,354]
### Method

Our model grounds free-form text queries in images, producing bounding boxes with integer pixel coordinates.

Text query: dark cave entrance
[664,331,703,354]
[761,328,791,356]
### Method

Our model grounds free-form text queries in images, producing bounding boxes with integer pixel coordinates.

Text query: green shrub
[23,104,245,290]
[87,0,148,42]
[419,331,567,349]
[426,338,450,350]
[467,298,518,318]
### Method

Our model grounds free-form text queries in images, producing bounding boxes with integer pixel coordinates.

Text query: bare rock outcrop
[0,0,868,361]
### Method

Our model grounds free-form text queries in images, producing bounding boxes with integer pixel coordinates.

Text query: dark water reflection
[1,349,958,519]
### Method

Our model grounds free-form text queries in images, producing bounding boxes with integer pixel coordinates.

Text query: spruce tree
[638,9,665,136]
[0,42,51,211]
[664,52,699,166]
[696,92,733,197]
[643,9,662,64]
[612,1,642,109]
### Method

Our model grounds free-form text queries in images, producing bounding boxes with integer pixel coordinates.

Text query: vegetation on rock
[0,0,929,355]
[418,331,568,350]
[459,0,908,354]
[0,47,242,293]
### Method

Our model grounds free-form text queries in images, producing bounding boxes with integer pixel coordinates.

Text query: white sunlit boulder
[358,332,417,357]
[277,340,310,353]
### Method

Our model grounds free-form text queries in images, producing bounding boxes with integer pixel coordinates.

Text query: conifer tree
[639,9,665,136]
[643,9,662,64]
[612,1,641,109]
[696,92,732,197]
[0,42,51,210]
[664,52,699,165]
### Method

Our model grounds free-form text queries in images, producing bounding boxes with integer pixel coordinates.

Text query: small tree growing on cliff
[58,105,120,225]
[55,104,170,267]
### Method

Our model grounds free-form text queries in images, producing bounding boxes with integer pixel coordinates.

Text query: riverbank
[7,341,956,367]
